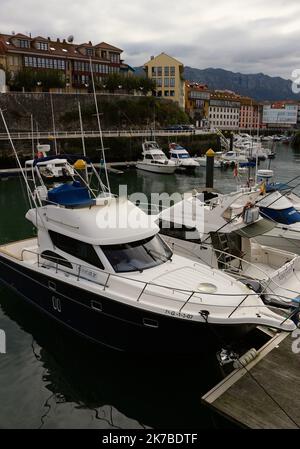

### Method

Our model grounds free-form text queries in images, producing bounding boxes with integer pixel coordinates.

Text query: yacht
[0,155,295,352]
[169,143,199,172]
[136,141,176,174]
[158,189,300,315]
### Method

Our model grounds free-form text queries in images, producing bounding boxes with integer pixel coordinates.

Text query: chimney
[150,55,154,60]
[88,40,92,45]
[47,37,51,41]
[57,38,60,42]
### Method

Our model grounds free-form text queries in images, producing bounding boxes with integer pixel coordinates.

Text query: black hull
[0,254,255,352]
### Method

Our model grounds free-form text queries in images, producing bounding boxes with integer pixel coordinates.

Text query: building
[0,32,132,92]
[239,96,261,129]
[143,53,185,109]
[262,101,298,128]
[185,81,210,125]
[208,90,241,130]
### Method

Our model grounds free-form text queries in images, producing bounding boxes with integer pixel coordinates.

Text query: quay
[202,331,300,429]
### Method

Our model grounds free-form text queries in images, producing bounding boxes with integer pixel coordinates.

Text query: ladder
[215,128,230,151]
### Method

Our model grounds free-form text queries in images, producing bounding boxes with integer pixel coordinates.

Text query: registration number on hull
[165,310,193,320]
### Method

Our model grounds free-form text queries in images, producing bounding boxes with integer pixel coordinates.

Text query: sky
[1,0,300,79]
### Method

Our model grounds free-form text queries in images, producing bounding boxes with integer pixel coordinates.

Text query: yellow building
[143,53,185,109]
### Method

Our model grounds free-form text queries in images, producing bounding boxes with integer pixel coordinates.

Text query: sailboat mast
[89,57,110,193]
[78,101,86,157]
[50,92,58,155]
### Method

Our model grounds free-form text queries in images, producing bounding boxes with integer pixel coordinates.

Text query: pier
[202,331,300,429]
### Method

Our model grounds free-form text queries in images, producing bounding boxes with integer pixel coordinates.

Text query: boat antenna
[78,101,86,158]
[89,57,111,193]
[30,114,35,159]
[0,108,40,210]
[50,92,58,155]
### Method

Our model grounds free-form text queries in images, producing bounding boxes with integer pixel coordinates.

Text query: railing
[0,129,213,141]
[19,247,299,326]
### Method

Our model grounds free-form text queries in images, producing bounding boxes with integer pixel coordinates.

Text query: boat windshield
[177,153,190,159]
[101,234,172,273]
[153,153,166,160]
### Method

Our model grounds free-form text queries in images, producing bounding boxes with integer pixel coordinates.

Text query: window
[19,39,29,48]
[101,234,172,273]
[170,78,175,87]
[159,220,201,243]
[152,67,157,76]
[41,251,73,269]
[37,42,48,51]
[86,48,94,56]
[164,90,169,96]
[170,90,175,97]
[170,66,175,76]
[156,78,162,87]
[49,231,104,270]
[164,78,169,87]
[157,66,162,76]
[164,66,169,76]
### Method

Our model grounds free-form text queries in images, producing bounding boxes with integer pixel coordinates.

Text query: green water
[0,143,299,429]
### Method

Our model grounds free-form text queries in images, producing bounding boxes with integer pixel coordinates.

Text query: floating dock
[202,331,300,429]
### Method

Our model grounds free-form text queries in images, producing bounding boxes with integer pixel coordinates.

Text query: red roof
[0,33,123,61]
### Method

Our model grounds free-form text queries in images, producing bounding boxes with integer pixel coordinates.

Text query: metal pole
[206,148,215,188]
[50,93,58,155]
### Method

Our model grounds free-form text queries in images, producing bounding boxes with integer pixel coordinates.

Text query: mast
[50,92,58,155]
[89,57,110,193]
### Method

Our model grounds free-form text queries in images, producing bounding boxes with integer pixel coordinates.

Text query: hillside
[134,66,300,101]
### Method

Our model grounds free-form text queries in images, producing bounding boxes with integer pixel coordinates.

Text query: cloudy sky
[1,0,300,79]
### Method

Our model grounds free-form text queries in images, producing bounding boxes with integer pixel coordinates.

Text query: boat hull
[136,162,176,174]
[0,253,255,353]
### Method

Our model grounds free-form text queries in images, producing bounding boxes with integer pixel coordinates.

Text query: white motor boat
[195,152,225,168]
[136,141,176,174]
[26,144,75,181]
[157,189,300,316]
[169,143,199,172]
[220,150,248,164]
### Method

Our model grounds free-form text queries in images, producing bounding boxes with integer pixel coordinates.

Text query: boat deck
[202,331,300,428]
[0,238,38,262]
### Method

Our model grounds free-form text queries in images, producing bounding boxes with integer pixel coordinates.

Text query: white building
[262,104,298,128]
[208,93,241,130]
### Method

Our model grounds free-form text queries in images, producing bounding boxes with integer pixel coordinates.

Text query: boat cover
[235,219,276,238]
[47,181,95,207]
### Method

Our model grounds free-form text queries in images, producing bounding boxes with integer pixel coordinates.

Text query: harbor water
[0,143,299,429]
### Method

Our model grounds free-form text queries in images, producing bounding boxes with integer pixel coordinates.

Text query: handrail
[19,247,298,321]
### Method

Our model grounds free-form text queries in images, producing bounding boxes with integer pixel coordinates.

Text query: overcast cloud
[1,0,300,78]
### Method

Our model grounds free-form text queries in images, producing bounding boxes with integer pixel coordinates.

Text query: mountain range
[134,66,300,101]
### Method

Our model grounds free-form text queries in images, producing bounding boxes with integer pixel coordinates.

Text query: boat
[220,150,248,165]
[157,189,300,316]
[136,141,176,174]
[195,153,226,168]
[0,111,296,351]
[169,143,199,172]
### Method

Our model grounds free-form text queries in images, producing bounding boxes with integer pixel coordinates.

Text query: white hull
[136,162,176,174]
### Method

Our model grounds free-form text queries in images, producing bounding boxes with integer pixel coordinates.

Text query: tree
[11,68,65,91]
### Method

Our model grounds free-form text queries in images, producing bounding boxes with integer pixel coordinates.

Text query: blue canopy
[47,181,95,207]
[260,206,300,225]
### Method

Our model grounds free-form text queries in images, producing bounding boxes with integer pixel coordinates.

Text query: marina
[0,139,300,428]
